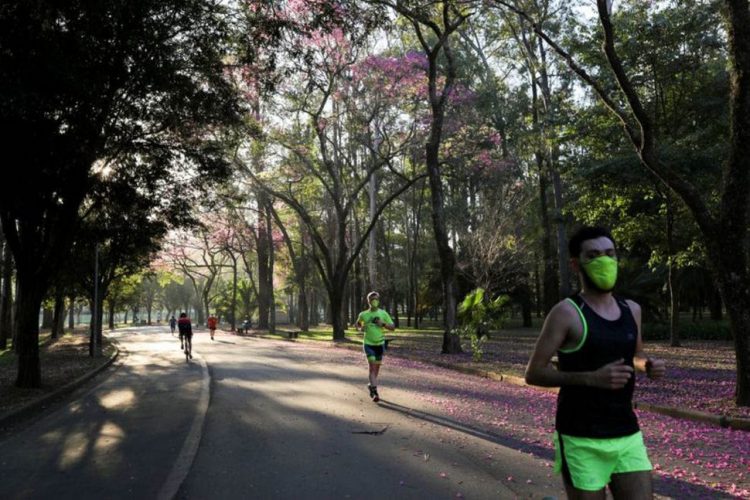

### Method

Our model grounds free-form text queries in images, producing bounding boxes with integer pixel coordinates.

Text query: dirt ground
[0,332,114,416]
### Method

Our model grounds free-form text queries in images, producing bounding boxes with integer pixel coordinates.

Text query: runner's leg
[368,362,380,387]
[608,471,652,500]
[562,477,606,500]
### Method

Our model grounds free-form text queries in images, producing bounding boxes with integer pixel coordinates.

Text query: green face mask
[370,299,379,308]
[581,256,618,291]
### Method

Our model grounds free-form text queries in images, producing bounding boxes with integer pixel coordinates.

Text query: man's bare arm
[627,300,666,378]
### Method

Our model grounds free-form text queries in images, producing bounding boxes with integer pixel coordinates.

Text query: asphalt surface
[0,328,205,500]
[0,327,564,499]
[180,331,562,499]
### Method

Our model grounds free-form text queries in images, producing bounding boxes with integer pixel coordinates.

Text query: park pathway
[180,332,562,499]
[0,327,741,499]
[0,328,204,499]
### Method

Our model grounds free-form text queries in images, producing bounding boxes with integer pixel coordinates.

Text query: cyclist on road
[177,312,193,362]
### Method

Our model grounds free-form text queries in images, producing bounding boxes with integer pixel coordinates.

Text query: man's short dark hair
[367,291,380,301]
[568,226,616,259]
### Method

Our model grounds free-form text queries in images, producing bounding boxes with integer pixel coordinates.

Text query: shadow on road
[377,398,554,460]
[374,400,735,499]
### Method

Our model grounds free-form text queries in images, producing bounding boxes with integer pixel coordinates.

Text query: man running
[356,291,395,402]
[177,312,193,361]
[169,315,177,336]
[525,226,665,499]
[207,313,218,341]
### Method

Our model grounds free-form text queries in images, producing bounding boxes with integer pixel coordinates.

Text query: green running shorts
[554,430,652,491]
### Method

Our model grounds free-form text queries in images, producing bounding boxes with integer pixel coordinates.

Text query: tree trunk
[96,293,104,354]
[666,195,681,347]
[13,278,19,353]
[15,279,44,387]
[709,289,723,320]
[353,253,363,325]
[368,170,377,289]
[669,281,680,346]
[298,289,309,331]
[706,223,750,404]
[231,253,238,331]
[427,160,461,353]
[256,197,271,330]
[329,285,346,340]
[68,296,75,330]
[550,167,570,297]
[518,283,534,328]
[51,290,64,339]
[298,244,310,332]
[267,206,276,334]
[535,33,569,299]
[538,160,558,312]
[89,298,101,357]
[109,300,116,330]
[0,242,12,350]
[717,278,750,405]
[41,306,53,329]
[310,290,319,326]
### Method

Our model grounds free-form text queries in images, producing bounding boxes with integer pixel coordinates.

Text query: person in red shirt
[207,314,218,341]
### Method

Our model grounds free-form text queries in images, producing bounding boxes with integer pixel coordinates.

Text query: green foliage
[457,288,510,361]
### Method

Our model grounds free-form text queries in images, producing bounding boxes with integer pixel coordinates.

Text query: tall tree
[374,0,470,353]
[0,0,238,387]
[494,0,750,405]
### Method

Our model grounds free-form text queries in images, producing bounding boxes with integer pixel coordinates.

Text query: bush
[457,288,510,361]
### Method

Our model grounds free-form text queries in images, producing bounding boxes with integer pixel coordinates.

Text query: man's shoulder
[545,299,584,328]
[551,298,580,315]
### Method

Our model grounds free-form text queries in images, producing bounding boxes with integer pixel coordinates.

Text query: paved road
[180,331,562,499]
[0,327,564,499]
[0,327,205,499]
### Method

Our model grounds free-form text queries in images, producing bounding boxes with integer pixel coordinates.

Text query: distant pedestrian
[356,291,394,402]
[177,312,193,361]
[207,313,218,341]
[525,226,665,499]
[169,315,177,336]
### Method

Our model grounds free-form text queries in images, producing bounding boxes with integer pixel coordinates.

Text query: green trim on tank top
[560,297,588,353]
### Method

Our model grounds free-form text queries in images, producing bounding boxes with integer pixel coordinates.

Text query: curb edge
[0,343,120,429]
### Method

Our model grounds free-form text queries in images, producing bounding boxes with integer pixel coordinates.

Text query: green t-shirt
[357,308,393,346]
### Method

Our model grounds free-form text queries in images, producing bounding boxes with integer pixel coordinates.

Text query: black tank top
[556,294,640,438]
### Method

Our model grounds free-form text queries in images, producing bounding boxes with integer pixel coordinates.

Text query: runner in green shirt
[356,291,394,402]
